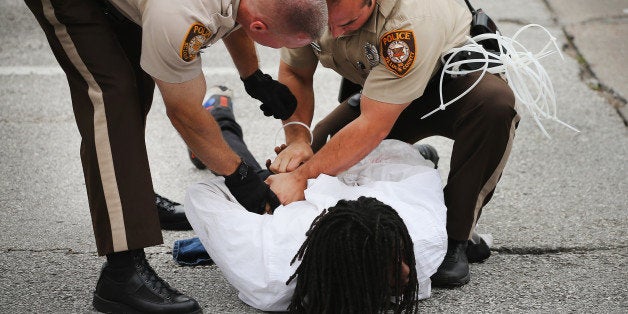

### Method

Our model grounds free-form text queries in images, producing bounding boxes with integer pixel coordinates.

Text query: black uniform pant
[25,0,162,255]
[313,72,520,241]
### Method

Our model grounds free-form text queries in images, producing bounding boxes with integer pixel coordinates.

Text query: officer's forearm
[223,28,259,78]
[294,116,384,180]
[155,75,240,175]
[294,96,409,179]
[278,61,316,144]
[168,107,240,176]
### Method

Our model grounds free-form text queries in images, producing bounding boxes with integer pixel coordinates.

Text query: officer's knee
[478,81,517,124]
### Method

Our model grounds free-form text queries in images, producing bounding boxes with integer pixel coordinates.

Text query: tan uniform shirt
[281,0,471,104]
[108,0,241,83]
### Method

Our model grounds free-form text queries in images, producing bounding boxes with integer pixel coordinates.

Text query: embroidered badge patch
[180,23,213,62]
[380,30,416,77]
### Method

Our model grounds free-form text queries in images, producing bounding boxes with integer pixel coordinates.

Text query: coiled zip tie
[422,24,579,138]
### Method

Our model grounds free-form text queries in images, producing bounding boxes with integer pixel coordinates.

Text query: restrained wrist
[283,121,313,145]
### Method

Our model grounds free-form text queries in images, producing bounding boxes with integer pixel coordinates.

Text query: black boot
[156,193,192,231]
[431,239,470,287]
[466,232,491,263]
[93,250,202,313]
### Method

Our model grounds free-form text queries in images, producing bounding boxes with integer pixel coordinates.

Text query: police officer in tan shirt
[24,0,327,312]
[267,0,519,288]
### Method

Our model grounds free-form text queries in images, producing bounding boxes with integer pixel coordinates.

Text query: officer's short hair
[328,0,372,8]
[270,0,328,40]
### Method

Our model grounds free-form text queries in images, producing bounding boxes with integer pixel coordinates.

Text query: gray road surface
[1,0,626,312]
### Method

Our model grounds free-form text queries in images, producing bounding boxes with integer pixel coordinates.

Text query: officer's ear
[249,21,269,33]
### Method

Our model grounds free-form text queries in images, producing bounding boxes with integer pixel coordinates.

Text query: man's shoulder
[139,0,239,82]
[140,0,234,37]
[379,0,430,23]
[379,0,464,32]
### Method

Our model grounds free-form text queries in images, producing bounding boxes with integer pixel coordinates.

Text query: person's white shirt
[185,139,447,311]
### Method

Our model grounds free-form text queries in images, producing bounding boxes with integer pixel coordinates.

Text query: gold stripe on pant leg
[41,0,128,252]
[469,113,521,239]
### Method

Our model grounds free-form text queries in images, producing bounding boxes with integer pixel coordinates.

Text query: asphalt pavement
[1,0,626,312]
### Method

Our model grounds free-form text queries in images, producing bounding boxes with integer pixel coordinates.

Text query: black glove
[224,160,280,214]
[241,69,297,120]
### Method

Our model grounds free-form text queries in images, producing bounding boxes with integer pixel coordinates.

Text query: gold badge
[363,42,379,67]
[380,30,416,77]
[180,23,213,62]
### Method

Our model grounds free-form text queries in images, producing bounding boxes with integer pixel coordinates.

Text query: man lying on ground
[180,86,447,311]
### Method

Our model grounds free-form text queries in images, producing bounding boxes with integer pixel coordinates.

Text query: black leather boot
[431,239,470,287]
[466,232,491,263]
[93,251,202,313]
[156,193,192,231]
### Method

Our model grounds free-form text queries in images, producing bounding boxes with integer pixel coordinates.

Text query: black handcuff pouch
[446,2,504,72]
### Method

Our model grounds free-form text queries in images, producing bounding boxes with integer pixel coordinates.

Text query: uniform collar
[376,0,396,19]
[362,0,397,34]
[230,0,240,21]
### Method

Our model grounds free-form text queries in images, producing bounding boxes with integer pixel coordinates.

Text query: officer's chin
[258,41,282,49]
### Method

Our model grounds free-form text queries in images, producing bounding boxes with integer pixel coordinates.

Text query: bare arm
[267,60,318,173]
[155,73,240,175]
[222,28,259,78]
[300,96,409,175]
[266,96,410,204]
[279,60,317,143]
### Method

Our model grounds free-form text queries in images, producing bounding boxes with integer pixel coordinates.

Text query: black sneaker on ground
[466,232,491,263]
[414,143,440,168]
[431,238,470,288]
[93,252,202,313]
[156,193,192,231]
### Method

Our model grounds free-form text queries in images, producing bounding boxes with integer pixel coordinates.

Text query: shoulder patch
[180,23,213,62]
[380,30,416,77]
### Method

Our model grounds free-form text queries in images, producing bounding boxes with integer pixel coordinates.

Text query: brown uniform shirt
[281,0,471,104]
[108,0,241,83]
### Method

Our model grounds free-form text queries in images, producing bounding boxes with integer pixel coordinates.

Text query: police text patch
[180,23,212,62]
[380,30,416,77]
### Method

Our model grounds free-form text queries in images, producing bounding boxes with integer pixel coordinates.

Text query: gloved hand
[224,160,280,214]
[241,69,297,120]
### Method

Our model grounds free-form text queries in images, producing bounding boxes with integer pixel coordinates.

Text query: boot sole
[93,293,141,313]
[93,294,203,314]
[467,254,491,264]
[431,271,471,288]
[160,220,193,231]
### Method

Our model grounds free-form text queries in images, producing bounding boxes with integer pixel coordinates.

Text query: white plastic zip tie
[273,121,314,148]
[422,24,579,138]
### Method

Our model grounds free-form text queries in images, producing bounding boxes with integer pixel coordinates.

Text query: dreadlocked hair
[286,196,419,313]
